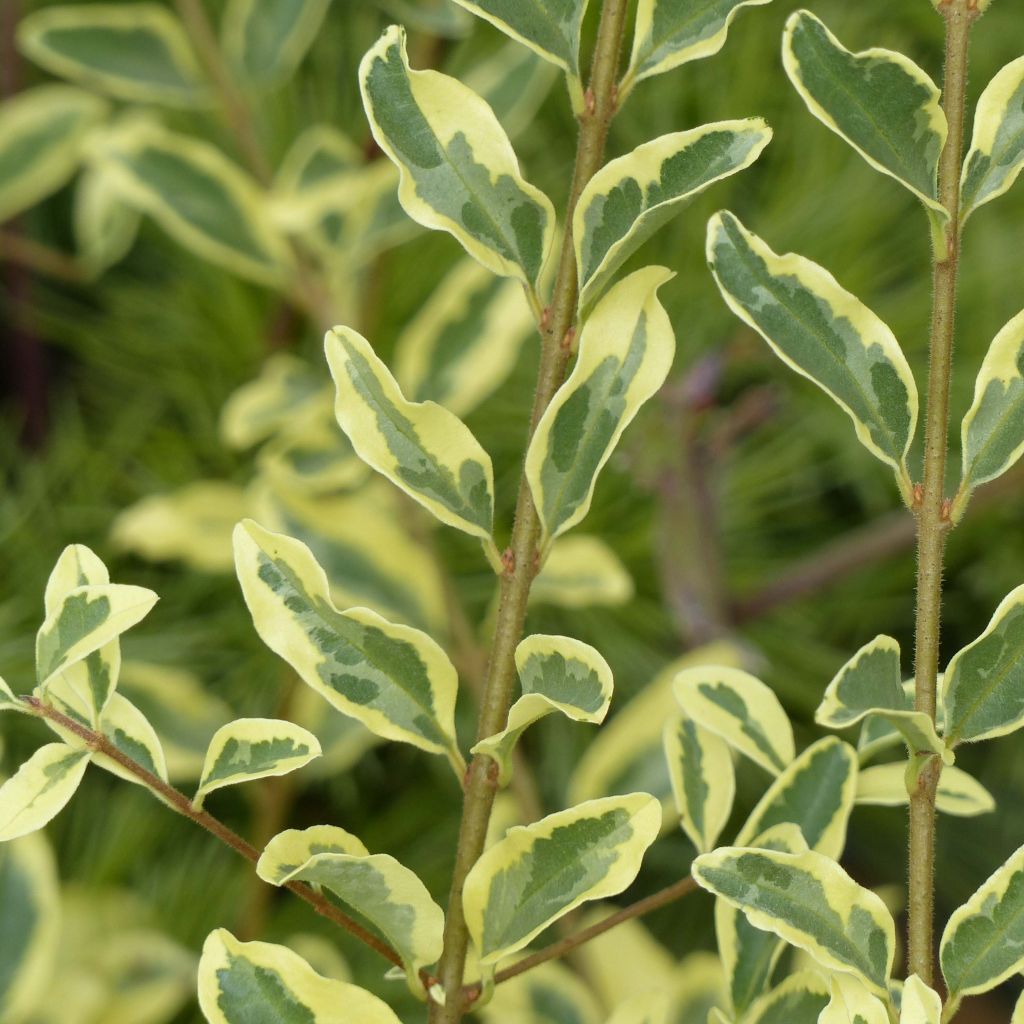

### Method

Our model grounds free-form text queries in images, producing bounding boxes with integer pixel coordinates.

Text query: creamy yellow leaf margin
[194,718,320,808]
[527,266,676,548]
[473,634,613,785]
[0,676,24,713]
[901,975,942,1024]
[233,520,463,766]
[91,692,169,786]
[17,3,206,106]
[0,744,91,842]
[198,929,402,1024]
[222,0,330,87]
[0,84,106,223]
[674,665,794,775]
[960,55,1024,224]
[743,969,830,1024]
[694,846,896,998]
[531,534,634,609]
[464,793,661,966]
[855,762,993,817]
[359,25,555,289]
[74,161,141,277]
[95,121,291,284]
[663,713,734,853]
[394,258,533,418]
[819,974,889,1024]
[257,825,443,996]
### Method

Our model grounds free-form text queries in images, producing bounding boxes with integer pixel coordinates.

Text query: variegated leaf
[464,41,558,140]
[782,10,947,219]
[95,121,291,284]
[0,677,24,713]
[941,842,1024,998]
[256,420,368,498]
[694,846,896,998]
[325,326,496,548]
[663,714,734,853]
[92,692,169,786]
[674,665,794,776]
[527,266,676,547]
[855,762,994,817]
[198,929,402,1023]
[359,25,555,288]
[222,0,330,87]
[394,258,533,417]
[234,520,462,764]
[624,0,773,93]
[818,974,888,1024]
[531,534,635,609]
[449,0,588,99]
[960,56,1024,224]
[0,833,60,1021]
[0,744,90,842]
[743,970,830,1024]
[473,634,613,785]
[716,821,810,1017]
[707,211,917,494]
[816,635,946,759]
[1013,989,1024,1024]
[901,976,942,1024]
[480,958,603,1024]
[257,825,443,995]
[0,84,106,223]
[18,4,206,107]
[74,161,140,276]
[957,309,1024,508]
[274,125,360,198]
[35,579,157,692]
[575,120,771,311]
[118,661,232,782]
[464,793,661,965]
[943,583,1024,746]
[607,993,671,1024]
[194,718,320,807]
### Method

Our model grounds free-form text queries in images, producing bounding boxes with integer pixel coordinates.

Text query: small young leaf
[707,211,918,493]
[575,120,772,311]
[674,665,794,776]
[943,582,1024,746]
[92,692,169,786]
[0,834,59,1020]
[960,56,1024,224]
[96,121,291,284]
[234,520,462,760]
[198,929,402,1024]
[195,718,321,807]
[716,822,810,1016]
[74,161,141,276]
[744,970,830,1024]
[473,634,613,785]
[0,85,106,223]
[222,0,329,87]
[359,25,555,288]
[530,535,635,609]
[816,635,946,759]
[819,974,888,1024]
[663,714,734,854]
[694,846,896,998]
[0,677,24,713]
[394,258,533,417]
[941,842,1024,998]
[901,975,942,1024]
[18,4,206,107]
[464,793,661,965]
[782,10,947,218]
[449,0,588,91]
[624,0,773,91]
[0,744,91,842]
[325,326,496,546]
[35,581,157,691]
[957,309,1024,504]
[526,266,676,547]
[855,762,994,817]
[257,825,444,996]
[44,543,110,613]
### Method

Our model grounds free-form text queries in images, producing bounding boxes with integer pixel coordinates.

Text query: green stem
[907,0,975,985]
[21,695,415,978]
[427,4,631,1020]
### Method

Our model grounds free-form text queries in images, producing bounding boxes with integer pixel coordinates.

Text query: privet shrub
[2,0,1024,1023]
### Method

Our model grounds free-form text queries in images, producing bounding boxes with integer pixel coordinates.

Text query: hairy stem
[21,696,416,978]
[428,4,631,1020]
[908,0,974,985]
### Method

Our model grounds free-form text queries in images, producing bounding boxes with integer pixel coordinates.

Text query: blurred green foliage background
[2,1,1023,1021]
